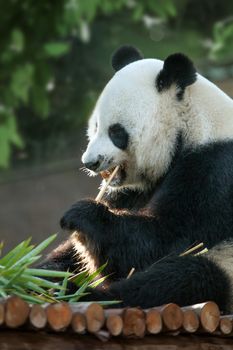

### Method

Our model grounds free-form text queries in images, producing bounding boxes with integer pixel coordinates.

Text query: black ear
[111,45,143,72]
[156,53,197,100]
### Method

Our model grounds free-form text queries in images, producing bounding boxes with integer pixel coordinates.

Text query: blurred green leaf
[0,127,11,168]
[31,86,50,118]
[210,18,233,63]
[0,112,24,168]
[10,28,24,53]
[10,63,34,103]
[43,42,70,57]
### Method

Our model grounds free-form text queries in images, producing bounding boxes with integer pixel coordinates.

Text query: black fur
[108,123,129,150]
[156,53,197,100]
[111,45,143,72]
[41,140,233,311]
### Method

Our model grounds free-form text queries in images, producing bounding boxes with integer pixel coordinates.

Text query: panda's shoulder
[168,140,233,184]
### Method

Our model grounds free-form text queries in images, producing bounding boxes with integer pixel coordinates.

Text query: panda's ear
[156,53,197,100]
[112,45,143,72]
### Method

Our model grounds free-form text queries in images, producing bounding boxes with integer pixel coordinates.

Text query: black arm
[60,200,186,279]
[38,239,79,272]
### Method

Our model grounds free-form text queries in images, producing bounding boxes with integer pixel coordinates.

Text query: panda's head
[81,45,232,190]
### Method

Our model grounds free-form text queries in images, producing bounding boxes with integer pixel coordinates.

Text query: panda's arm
[60,199,179,278]
[38,238,79,272]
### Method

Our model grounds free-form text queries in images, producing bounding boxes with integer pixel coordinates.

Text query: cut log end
[71,312,86,334]
[146,309,162,334]
[200,301,220,333]
[5,296,30,328]
[162,303,183,331]
[183,310,199,333]
[29,304,47,329]
[123,308,146,338]
[220,317,233,335]
[46,302,72,331]
[106,314,123,336]
[85,303,105,333]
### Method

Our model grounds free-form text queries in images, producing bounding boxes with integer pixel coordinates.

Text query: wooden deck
[1,331,233,350]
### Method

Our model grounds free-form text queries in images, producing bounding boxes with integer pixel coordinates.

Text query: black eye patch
[108,123,129,150]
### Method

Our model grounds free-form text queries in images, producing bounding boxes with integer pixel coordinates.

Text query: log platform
[1,296,233,349]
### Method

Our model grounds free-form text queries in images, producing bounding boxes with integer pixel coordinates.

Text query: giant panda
[42,46,233,312]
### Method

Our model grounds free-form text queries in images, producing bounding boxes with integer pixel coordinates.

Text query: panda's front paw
[60,199,110,234]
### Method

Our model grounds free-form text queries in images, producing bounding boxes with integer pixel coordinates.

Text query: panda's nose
[83,155,104,171]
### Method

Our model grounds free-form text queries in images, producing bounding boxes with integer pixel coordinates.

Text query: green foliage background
[1,0,233,169]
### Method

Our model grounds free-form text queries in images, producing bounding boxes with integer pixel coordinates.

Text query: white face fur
[82,47,233,191]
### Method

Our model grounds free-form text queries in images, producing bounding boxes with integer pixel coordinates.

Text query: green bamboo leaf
[57,273,69,298]
[19,274,63,290]
[69,280,90,302]
[98,300,122,306]
[26,282,46,294]
[71,270,88,286]
[4,266,26,287]
[26,268,72,278]
[0,238,31,266]
[88,275,109,289]
[13,291,44,304]
[11,234,57,268]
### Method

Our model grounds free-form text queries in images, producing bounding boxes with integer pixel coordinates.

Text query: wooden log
[71,312,86,334]
[69,302,105,333]
[46,302,72,331]
[0,302,5,326]
[5,295,30,328]
[85,303,105,333]
[219,316,233,335]
[146,309,162,334]
[182,309,199,333]
[154,303,183,331]
[123,308,146,338]
[105,309,123,336]
[182,301,220,333]
[29,304,47,329]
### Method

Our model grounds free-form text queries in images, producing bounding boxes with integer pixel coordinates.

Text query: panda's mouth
[100,164,126,186]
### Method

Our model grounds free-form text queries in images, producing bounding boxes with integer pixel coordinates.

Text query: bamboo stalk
[146,308,162,334]
[182,309,199,333]
[29,304,47,329]
[46,302,72,331]
[5,296,30,328]
[95,166,120,202]
[180,243,204,256]
[194,248,208,256]
[127,267,135,279]
[182,301,220,333]
[123,308,146,338]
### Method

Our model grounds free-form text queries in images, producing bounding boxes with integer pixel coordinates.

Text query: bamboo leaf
[11,234,57,268]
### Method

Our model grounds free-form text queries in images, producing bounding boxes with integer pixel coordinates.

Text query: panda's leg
[38,239,79,272]
[84,254,231,312]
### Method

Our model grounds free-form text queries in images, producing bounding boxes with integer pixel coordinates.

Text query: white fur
[82,58,233,190]
[207,242,233,311]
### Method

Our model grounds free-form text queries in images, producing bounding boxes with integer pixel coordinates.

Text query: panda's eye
[108,123,129,150]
